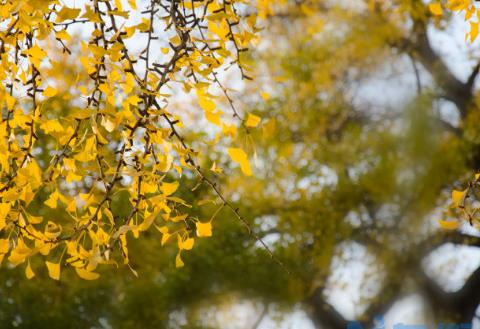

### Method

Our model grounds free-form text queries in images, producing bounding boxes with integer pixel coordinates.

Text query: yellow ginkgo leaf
[101,116,116,132]
[0,239,9,254]
[452,189,467,207]
[119,234,129,264]
[5,94,15,111]
[55,29,71,41]
[161,232,171,246]
[169,214,188,222]
[46,261,60,280]
[44,191,59,209]
[56,6,81,21]
[227,148,252,176]
[260,92,270,101]
[196,221,212,237]
[205,110,222,126]
[246,113,261,128]
[471,22,479,43]
[28,214,43,224]
[25,45,47,68]
[25,260,35,279]
[8,239,30,266]
[128,0,137,9]
[161,181,179,196]
[43,86,58,97]
[428,3,443,16]
[157,226,171,246]
[0,203,10,231]
[75,267,100,280]
[198,92,215,112]
[438,220,460,230]
[211,161,223,173]
[222,124,237,138]
[446,0,468,11]
[175,252,184,268]
[178,236,195,250]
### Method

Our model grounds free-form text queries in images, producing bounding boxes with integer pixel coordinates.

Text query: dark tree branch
[412,31,472,118]
[251,303,268,329]
[360,276,404,324]
[350,228,480,324]
[467,62,480,91]
[394,20,473,119]
[306,287,350,329]
[417,265,480,322]
[409,54,423,95]
[437,231,480,248]
[431,116,462,137]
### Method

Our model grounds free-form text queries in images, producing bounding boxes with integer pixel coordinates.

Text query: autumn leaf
[228,148,252,176]
[55,30,71,41]
[246,113,261,128]
[175,252,184,268]
[46,261,61,280]
[44,191,59,209]
[452,189,467,207]
[178,236,195,250]
[205,110,222,126]
[75,267,100,280]
[24,45,47,68]
[470,22,479,43]
[25,260,35,279]
[128,0,137,10]
[211,161,223,174]
[428,3,443,16]
[198,91,216,112]
[8,239,30,266]
[0,239,10,255]
[196,221,212,238]
[438,220,460,230]
[43,86,58,97]
[56,6,81,21]
[161,181,179,196]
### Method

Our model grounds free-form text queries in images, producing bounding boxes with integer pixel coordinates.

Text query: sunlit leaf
[438,220,460,230]
[246,113,261,128]
[46,261,61,280]
[196,221,212,238]
[429,3,443,16]
[75,267,100,280]
[228,148,252,176]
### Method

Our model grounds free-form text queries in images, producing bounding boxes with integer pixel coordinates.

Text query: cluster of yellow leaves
[429,1,480,231]
[0,0,269,280]
[438,173,480,230]
[430,0,480,42]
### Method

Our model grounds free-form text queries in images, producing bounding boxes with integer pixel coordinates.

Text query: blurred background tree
[4,0,480,328]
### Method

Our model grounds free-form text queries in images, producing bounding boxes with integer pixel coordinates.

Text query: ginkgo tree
[429,0,480,229]
[0,0,276,280]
